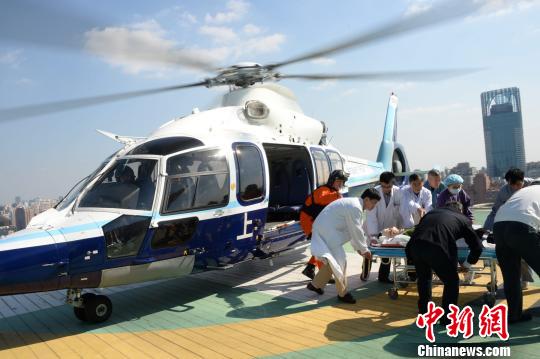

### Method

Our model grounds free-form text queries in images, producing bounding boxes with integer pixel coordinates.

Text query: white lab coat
[310,197,368,285]
[399,185,432,228]
[366,185,402,235]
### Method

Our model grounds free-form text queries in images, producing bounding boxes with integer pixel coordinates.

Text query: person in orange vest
[300,169,349,279]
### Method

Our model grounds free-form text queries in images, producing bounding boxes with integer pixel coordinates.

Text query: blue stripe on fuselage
[0,207,308,295]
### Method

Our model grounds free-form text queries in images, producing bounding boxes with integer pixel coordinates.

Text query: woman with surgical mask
[437,174,474,222]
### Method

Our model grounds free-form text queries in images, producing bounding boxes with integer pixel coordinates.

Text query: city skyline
[1,0,540,203]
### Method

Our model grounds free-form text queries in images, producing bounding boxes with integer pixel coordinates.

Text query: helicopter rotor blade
[266,0,481,70]
[0,81,208,122]
[279,68,483,81]
[0,1,218,73]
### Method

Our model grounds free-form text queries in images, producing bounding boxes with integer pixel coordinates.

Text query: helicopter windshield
[79,158,158,211]
[55,152,118,211]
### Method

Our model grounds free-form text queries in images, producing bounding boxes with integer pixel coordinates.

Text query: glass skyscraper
[481,87,526,178]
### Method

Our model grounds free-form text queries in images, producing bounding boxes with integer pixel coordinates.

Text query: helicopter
[0,1,481,323]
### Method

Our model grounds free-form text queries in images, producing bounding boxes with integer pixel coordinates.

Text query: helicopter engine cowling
[221,84,325,145]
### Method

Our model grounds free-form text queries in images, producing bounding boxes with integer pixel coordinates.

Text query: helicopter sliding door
[225,143,267,264]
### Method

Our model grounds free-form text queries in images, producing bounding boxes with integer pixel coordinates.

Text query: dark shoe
[509,312,533,324]
[378,277,394,284]
[307,282,324,295]
[302,264,316,280]
[337,293,356,304]
[329,278,336,284]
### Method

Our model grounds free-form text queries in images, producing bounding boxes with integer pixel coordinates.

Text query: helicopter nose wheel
[68,289,113,323]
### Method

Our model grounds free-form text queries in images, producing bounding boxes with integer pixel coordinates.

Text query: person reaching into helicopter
[300,170,349,280]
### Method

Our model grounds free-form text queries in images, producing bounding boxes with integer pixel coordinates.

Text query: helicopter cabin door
[150,146,233,269]
[225,143,267,265]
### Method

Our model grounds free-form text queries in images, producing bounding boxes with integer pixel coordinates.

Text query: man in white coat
[366,171,402,283]
[399,173,432,229]
[307,188,381,304]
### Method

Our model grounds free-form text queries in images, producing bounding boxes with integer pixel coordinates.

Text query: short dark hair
[445,201,463,213]
[428,169,441,177]
[379,171,395,184]
[361,187,381,201]
[504,168,524,184]
[409,173,421,182]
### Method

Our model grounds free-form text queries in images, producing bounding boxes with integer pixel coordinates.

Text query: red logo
[478,304,509,341]
[446,304,474,339]
[416,302,444,343]
[416,302,509,342]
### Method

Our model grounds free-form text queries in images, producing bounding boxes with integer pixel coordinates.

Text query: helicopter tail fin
[376,93,409,174]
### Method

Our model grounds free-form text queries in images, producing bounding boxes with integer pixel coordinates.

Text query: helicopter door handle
[213,209,224,217]
[42,261,68,268]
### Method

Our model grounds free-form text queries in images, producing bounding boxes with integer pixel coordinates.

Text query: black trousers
[494,221,540,321]
[408,242,459,315]
[378,258,391,280]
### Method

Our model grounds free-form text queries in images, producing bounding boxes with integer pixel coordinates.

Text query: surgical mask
[449,187,460,195]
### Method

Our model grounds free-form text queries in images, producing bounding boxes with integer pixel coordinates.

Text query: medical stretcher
[368,245,498,306]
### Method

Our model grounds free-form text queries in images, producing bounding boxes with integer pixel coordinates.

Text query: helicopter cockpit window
[127,137,204,156]
[163,149,229,214]
[79,159,158,210]
[311,149,330,187]
[56,152,118,211]
[327,151,344,171]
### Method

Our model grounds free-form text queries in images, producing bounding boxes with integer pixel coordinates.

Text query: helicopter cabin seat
[267,159,311,221]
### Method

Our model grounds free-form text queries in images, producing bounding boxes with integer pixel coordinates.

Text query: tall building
[14,206,28,231]
[481,87,526,178]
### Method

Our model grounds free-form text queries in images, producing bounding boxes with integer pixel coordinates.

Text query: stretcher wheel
[388,288,398,300]
[486,281,498,292]
[483,293,496,307]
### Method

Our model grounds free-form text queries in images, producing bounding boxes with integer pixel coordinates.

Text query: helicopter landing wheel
[83,294,113,323]
[74,293,97,322]
[74,307,87,322]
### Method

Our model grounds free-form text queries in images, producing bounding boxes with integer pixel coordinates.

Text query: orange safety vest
[299,185,342,236]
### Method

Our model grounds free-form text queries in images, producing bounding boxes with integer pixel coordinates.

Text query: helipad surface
[1,247,539,358]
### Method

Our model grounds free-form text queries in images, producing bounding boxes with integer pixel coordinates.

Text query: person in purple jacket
[436,174,474,222]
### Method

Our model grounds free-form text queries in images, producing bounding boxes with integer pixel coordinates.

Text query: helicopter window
[234,145,264,202]
[127,136,204,156]
[311,149,331,187]
[163,149,229,214]
[79,159,158,210]
[327,151,344,171]
[56,152,118,211]
[151,217,199,250]
[102,215,151,258]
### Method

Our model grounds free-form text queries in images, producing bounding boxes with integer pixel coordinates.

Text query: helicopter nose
[0,228,62,295]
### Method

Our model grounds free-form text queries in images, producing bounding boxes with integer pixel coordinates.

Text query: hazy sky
[1,0,539,203]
